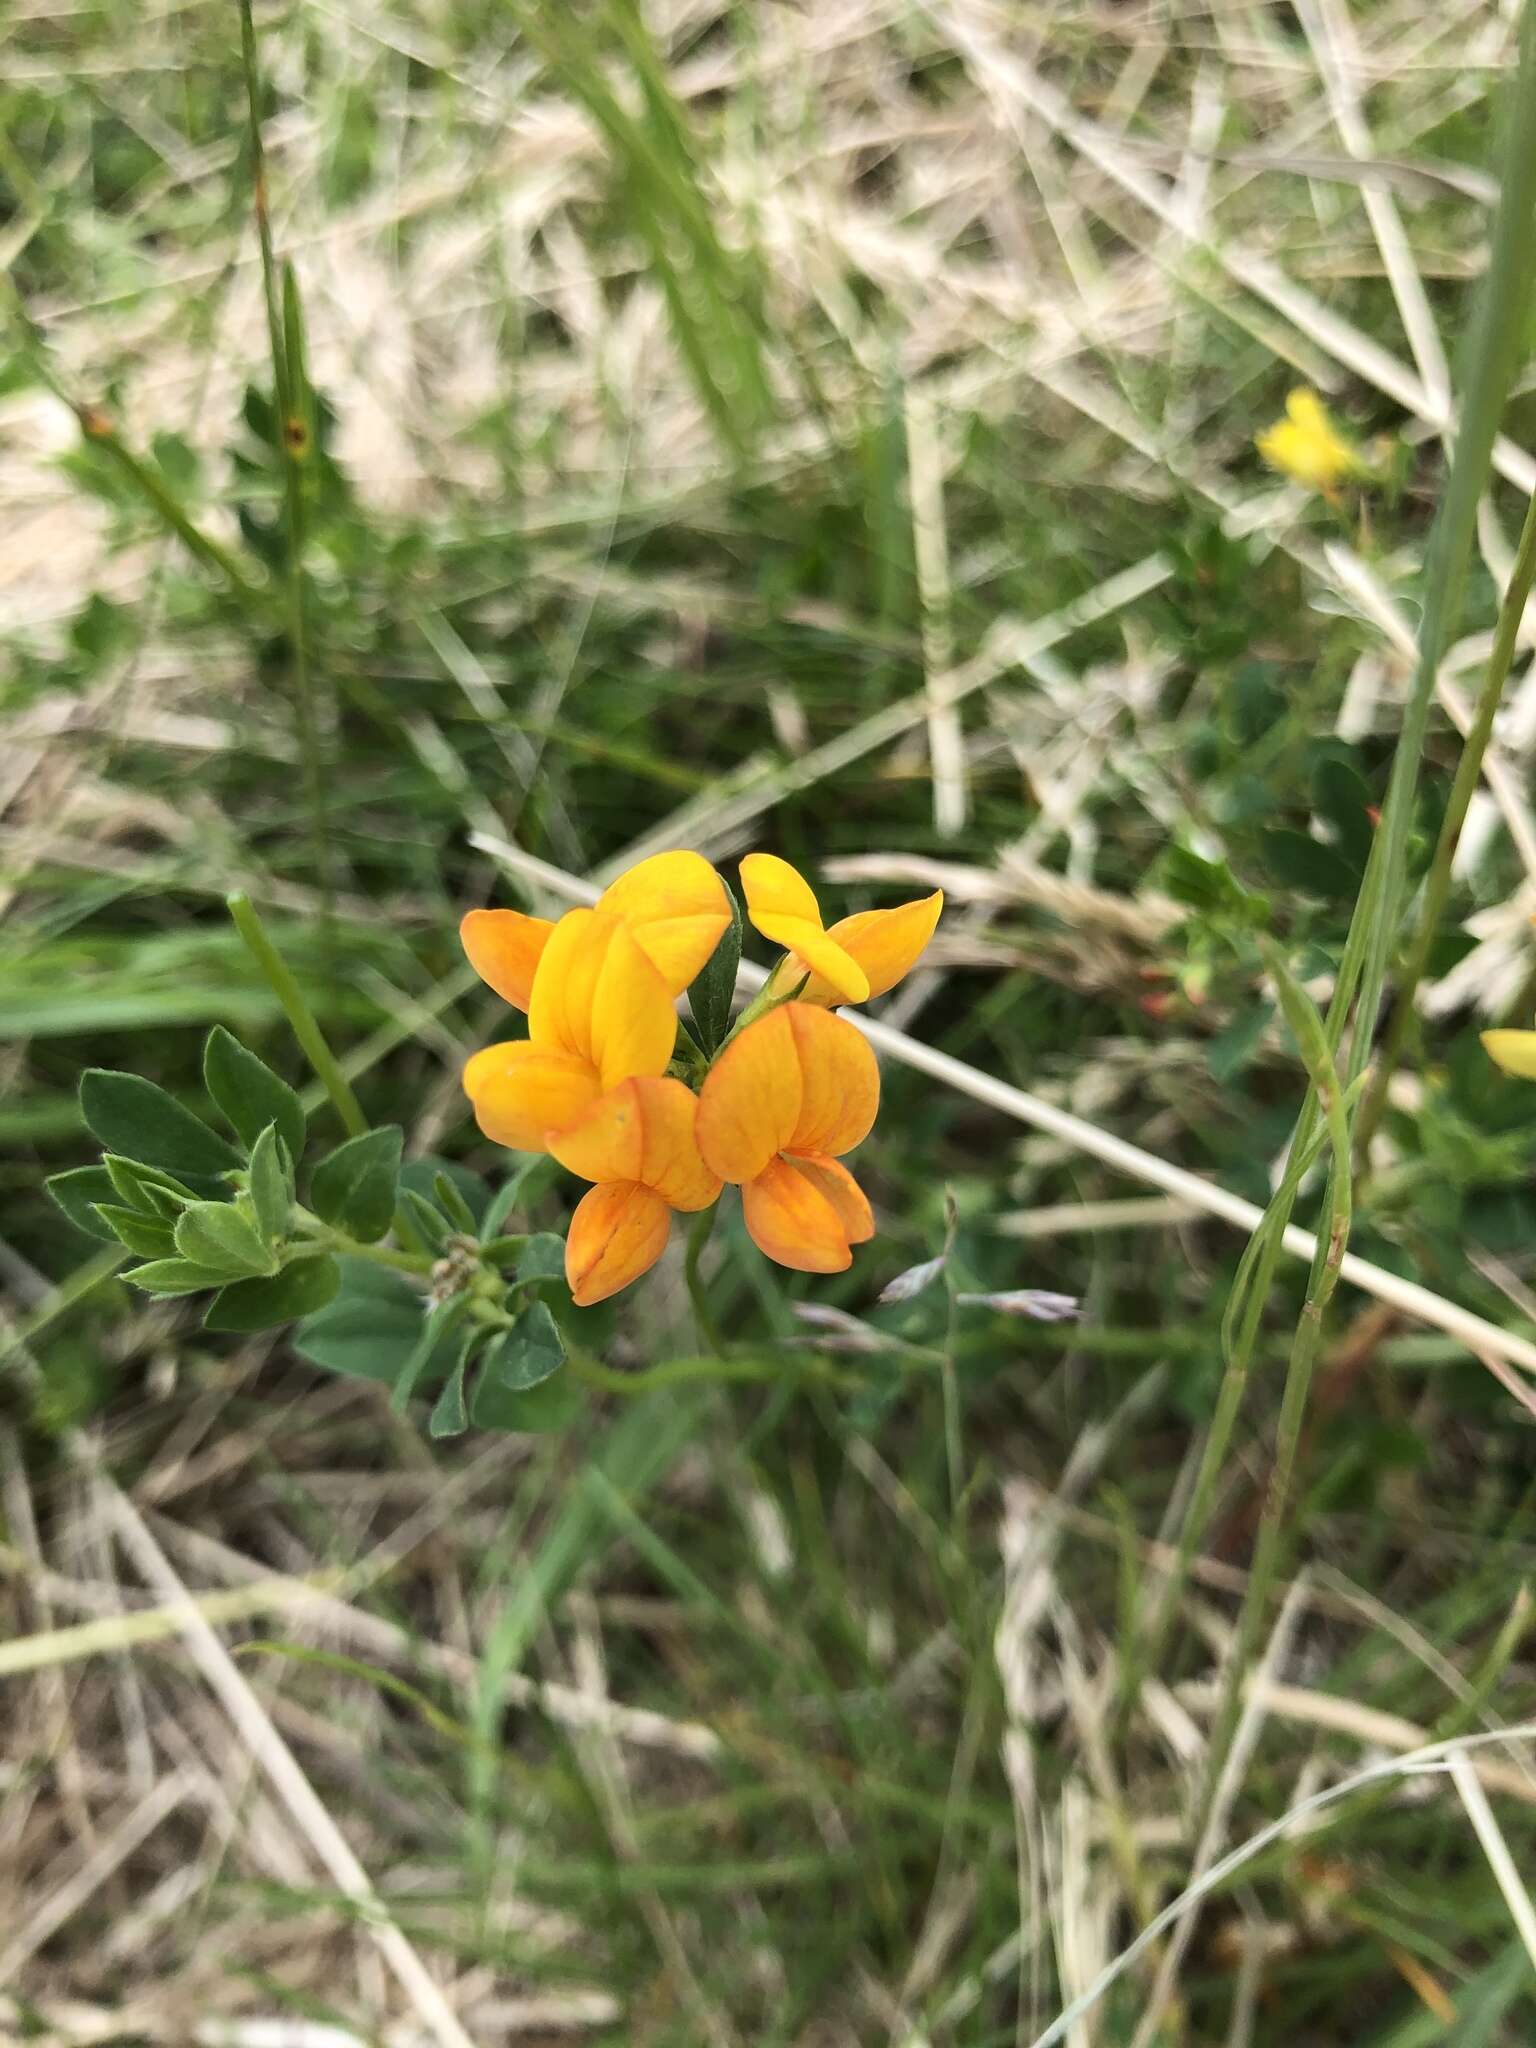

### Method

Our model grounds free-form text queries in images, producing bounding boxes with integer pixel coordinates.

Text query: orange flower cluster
[460,852,941,1305]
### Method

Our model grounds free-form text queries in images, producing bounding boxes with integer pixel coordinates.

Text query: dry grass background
[7,0,1536,2041]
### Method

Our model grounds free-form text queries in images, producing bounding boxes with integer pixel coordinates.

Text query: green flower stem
[1160,0,1536,1928]
[716,968,808,1054]
[2,277,266,611]
[288,1206,434,1277]
[238,0,331,913]
[228,892,430,1257]
[684,1203,724,1354]
[569,1348,855,1395]
[1357,482,1536,1152]
[228,892,366,1136]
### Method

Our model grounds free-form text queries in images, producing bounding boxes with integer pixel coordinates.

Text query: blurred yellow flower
[1256,389,1363,497]
[1483,1028,1536,1079]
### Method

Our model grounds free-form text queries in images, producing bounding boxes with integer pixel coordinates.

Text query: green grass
[6,0,1536,2041]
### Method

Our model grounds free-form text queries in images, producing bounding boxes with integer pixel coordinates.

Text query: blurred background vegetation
[7,0,1536,2040]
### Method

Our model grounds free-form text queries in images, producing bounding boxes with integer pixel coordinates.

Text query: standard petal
[742,1155,854,1273]
[589,923,679,1089]
[811,892,943,1003]
[462,1041,601,1152]
[528,909,611,1060]
[598,851,730,995]
[461,909,555,1011]
[740,851,823,927]
[566,1181,671,1305]
[695,1006,804,1184]
[785,1005,879,1157]
[1483,1029,1536,1079]
[752,912,870,1005]
[789,1154,874,1244]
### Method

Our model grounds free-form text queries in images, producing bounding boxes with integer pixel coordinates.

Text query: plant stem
[1155,0,1536,1962]
[238,0,331,913]
[227,892,366,1136]
[1357,483,1536,1150]
[684,1203,724,1354]
[569,1349,853,1395]
[228,893,433,1260]
[3,279,265,608]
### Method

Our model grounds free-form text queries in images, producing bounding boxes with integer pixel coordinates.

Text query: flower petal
[547,1079,644,1186]
[788,1154,874,1244]
[461,909,555,1011]
[740,852,823,928]
[742,1156,854,1273]
[636,1078,722,1211]
[810,892,943,1003]
[566,1181,670,1305]
[753,914,870,1004]
[695,1007,804,1184]
[463,1041,600,1153]
[528,909,611,1060]
[598,851,730,996]
[589,923,680,1089]
[785,1004,879,1157]
[548,1077,721,1212]
[1483,1029,1536,1079]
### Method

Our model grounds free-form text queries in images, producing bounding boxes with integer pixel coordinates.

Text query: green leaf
[391,1296,471,1414]
[401,1188,452,1250]
[480,1155,553,1238]
[247,1124,293,1243]
[1258,828,1359,902]
[687,873,743,1054]
[80,1069,241,1181]
[47,1167,121,1242]
[429,1354,470,1438]
[102,1155,199,1216]
[310,1126,402,1244]
[123,1257,226,1297]
[203,1025,306,1160]
[472,1352,581,1434]
[293,1262,439,1385]
[1311,754,1375,870]
[398,1155,488,1226]
[205,1255,341,1332]
[515,1233,567,1286]
[174,1202,279,1279]
[93,1204,178,1257]
[472,1303,566,1430]
[432,1170,478,1234]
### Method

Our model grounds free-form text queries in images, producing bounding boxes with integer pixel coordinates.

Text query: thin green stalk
[230,891,431,1258]
[684,1203,724,1355]
[1161,6,1536,1918]
[84,409,268,604]
[1,277,266,607]
[227,892,366,1137]
[1358,484,1536,1150]
[238,0,331,910]
[569,1349,851,1395]
[1173,0,1536,1650]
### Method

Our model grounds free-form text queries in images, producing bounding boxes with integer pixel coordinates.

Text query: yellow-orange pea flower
[1255,389,1362,498]
[549,1077,721,1304]
[740,853,942,1008]
[460,851,729,1154]
[1483,1027,1536,1080]
[696,1002,880,1272]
